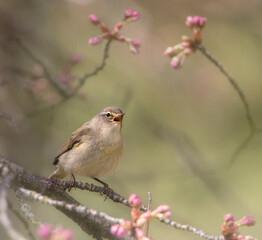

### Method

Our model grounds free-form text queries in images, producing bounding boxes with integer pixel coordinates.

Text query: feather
[53,122,91,165]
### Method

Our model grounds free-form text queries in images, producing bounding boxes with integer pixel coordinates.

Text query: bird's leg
[93,177,113,196]
[67,173,76,192]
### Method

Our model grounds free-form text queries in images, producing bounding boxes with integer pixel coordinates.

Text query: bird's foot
[93,178,114,200]
[67,173,76,192]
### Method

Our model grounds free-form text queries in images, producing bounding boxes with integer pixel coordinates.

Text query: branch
[197,45,256,132]
[15,39,72,98]
[197,45,261,164]
[0,155,125,239]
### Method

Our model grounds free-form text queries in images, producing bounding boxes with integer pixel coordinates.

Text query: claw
[67,173,76,192]
[93,177,113,200]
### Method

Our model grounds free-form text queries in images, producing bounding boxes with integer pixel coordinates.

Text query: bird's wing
[53,122,91,165]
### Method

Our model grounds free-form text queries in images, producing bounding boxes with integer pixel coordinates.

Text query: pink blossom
[117,35,126,41]
[128,194,142,208]
[58,74,71,84]
[129,44,140,54]
[130,39,141,47]
[135,228,145,238]
[52,227,74,240]
[88,36,102,45]
[170,55,183,69]
[238,216,255,226]
[110,224,126,238]
[124,9,140,21]
[186,16,194,28]
[224,214,234,223]
[88,14,100,24]
[37,223,52,239]
[153,205,170,214]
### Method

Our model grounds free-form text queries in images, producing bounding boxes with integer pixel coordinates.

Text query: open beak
[113,113,125,123]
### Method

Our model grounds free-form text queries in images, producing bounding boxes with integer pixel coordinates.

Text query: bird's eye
[106,112,111,117]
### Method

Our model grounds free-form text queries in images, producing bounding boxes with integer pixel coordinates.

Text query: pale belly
[58,141,123,178]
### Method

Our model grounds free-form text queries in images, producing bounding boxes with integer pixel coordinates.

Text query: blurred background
[0,0,262,239]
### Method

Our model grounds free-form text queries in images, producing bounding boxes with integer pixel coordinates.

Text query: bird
[48,106,125,189]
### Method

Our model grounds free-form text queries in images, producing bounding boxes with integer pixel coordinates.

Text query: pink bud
[170,55,183,69]
[117,226,126,238]
[153,205,170,214]
[110,225,126,238]
[180,41,191,48]
[88,14,100,24]
[183,48,194,56]
[181,35,192,42]
[100,23,109,33]
[124,9,134,19]
[238,216,255,226]
[123,221,133,230]
[199,17,206,27]
[130,39,141,47]
[58,74,71,84]
[164,46,174,57]
[224,214,234,223]
[237,235,246,240]
[129,45,140,54]
[111,224,120,235]
[193,16,201,25]
[37,223,52,239]
[135,228,145,238]
[70,54,82,63]
[88,36,102,45]
[114,22,123,31]
[116,35,126,41]
[186,16,194,28]
[124,9,140,21]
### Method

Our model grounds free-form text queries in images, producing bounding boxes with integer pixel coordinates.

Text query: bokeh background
[0,0,262,239]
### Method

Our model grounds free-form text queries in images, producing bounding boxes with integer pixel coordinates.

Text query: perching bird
[48,106,124,187]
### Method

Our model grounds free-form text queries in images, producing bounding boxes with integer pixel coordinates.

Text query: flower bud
[37,223,52,239]
[135,228,145,238]
[111,224,126,237]
[238,216,255,226]
[130,39,141,47]
[88,36,102,45]
[88,14,100,24]
[186,16,194,28]
[224,214,234,223]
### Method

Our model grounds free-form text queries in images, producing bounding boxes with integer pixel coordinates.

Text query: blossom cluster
[88,9,141,54]
[37,223,74,240]
[111,194,172,239]
[57,53,82,87]
[221,214,257,240]
[164,15,206,69]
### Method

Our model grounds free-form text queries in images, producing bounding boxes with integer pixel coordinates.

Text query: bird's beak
[113,113,125,123]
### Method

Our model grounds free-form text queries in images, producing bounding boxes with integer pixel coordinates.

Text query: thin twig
[197,44,261,164]
[0,167,28,240]
[7,200,36,240]
[160,218,224,240]
[145,192,152,236]
[197,45,256,132]
[28,38,113,116]
[71,38,113,97]
[15,39,71,97]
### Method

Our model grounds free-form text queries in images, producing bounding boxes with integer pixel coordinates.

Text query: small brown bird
[49,106,124,187]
